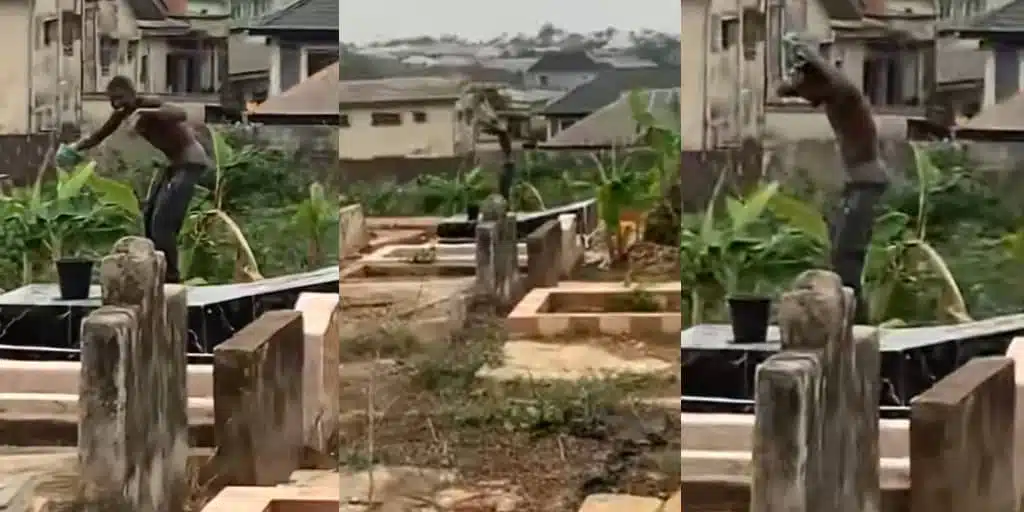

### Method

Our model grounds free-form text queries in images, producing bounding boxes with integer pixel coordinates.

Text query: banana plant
[178,127,263,283]
[583,148,657,262]
[0,162,137,283]
[680,175,825,324]
[292,182,338,268]
[415,166,489,216]
[864,144,970,325]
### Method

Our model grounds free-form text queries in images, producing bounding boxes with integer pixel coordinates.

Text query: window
[721,16,740,50]
[371,112,402,126]
[41,12,80,55]
[538,74,549,87]
[412,111,428,123]
[99,36,117,76]
[165,38,218,93]
[139,55,149,87]
[125,40,138,64]
[42,19,56,47]
[339,114,350,128]
[305,48,338,77]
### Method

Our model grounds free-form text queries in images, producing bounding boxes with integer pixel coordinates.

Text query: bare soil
[573,242,680,283]
[334,309,681,511]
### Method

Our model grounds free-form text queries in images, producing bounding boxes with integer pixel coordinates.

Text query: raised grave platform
[0,266,340,361]
[435,198,598,242]
[680,315,1024,417]
[509,282,682,337]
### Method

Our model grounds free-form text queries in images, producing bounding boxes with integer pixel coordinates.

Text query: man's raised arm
[73,108,132,151]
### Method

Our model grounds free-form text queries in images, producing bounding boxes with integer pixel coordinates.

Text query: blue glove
[55,144,85,169]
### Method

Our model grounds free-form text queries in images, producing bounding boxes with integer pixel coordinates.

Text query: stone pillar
[750,352,821,512]
[214,310,305,485]
[338,204,368,261]
[293,292,341,459]
[78,236,188,512]
[910,357,1015,512]
[525,218,561,290]
[475,221,497,300]
[750,269,880,512]
[495,212,518,304]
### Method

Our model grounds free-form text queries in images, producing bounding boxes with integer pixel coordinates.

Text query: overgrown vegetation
[0,128,336,289]
[679,141,1024,326]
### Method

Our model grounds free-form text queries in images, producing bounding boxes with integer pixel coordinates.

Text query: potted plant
[717,245,773,344]
[679,176,825,330]
[1,162,137,299]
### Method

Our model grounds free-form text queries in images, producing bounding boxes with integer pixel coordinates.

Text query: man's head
[106,75,136,110]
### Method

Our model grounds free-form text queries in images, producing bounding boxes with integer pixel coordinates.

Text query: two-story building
[523,50,610,90]
[680,0,773,151]
[940,0,1024,110]
[2,0,230,135]
[682,0,946,147]
[338,76,470,160]
[241,0,337,98]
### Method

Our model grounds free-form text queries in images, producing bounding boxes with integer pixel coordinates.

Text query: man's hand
[777,32,859,105]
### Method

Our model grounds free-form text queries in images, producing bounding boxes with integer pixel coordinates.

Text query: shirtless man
[776,34,890,322]
[66,75,211,284]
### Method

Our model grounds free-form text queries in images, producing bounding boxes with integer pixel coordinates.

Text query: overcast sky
[339,0,680,44]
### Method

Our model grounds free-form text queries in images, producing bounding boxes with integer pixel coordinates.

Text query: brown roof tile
[253,62,338,115]
[338,76,466,107]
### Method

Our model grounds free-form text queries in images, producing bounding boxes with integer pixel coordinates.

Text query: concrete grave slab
[508,281,682,337]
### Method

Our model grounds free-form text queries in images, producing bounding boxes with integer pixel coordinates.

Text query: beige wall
[0,0,31,133]
[680,0,765,151]
[21,0,225,134]
[680,0,706,151]
[981,46,1024,108]
[339,103,461,160]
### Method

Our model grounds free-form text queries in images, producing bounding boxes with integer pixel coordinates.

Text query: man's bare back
[777,34,888,184]
[73,75,211,168]
[69,75,210,283]
[776,34,889,322]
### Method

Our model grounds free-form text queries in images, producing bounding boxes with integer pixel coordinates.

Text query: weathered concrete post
[750,269,880,512]
[475,193,518,308]
[910,357,1015,512]
[525,218,562,289]
[78,237,189,512]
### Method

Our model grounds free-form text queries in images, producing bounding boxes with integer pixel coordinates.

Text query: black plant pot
[728,295,771,344]
[56,258,94,300]
[466,203,480,221]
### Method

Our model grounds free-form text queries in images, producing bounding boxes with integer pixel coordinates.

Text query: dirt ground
[573,242,680,283]
[334,308,681,511]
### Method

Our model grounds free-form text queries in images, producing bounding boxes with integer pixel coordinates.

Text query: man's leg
[142,168,170,240]
[829,183,887,324]
[148,168,200,284]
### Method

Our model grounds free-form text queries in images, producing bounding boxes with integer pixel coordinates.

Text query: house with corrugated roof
[941,0,1024,110]
[523,50,611,90]
[239,0,338,98]
[336,76,471,159]
[539,67,680,140]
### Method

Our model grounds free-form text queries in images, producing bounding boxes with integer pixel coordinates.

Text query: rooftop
[526,50,610,73]
[544,88,679,148]
[961,91,1024,131]
[542,67,680,116]
[958,0,1024,32]
[339,76,466,107]
[249,0,338,32]
[253,62,338,115]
